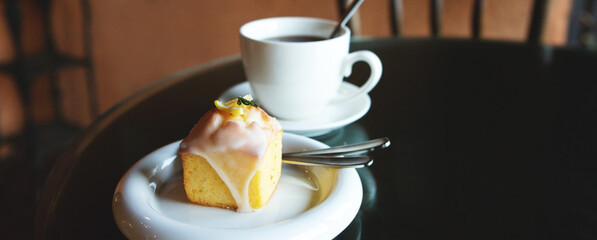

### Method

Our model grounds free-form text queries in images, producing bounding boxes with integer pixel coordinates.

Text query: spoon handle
[282,137,390,157]
[283,155,373,168]
[330,0,365,38]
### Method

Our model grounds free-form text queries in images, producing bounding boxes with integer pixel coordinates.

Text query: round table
[36,38,597,239]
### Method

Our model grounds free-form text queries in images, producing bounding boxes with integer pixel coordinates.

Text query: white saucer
[219,82,371,137]
[112,133,362,240]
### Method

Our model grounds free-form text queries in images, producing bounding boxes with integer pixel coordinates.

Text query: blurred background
[0,0,595,239]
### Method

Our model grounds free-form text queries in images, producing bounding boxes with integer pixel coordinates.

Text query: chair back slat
[472,0,483,39]
[528,0,548,44]
[430,0,441,37]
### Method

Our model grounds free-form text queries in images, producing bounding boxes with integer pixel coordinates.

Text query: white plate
[112,133,362,240]
[219,82,371,137]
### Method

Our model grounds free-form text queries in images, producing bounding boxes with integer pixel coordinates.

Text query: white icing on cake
[180,106,281,212]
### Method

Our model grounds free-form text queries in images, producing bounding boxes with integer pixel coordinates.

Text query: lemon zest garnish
[214,100,243,115]
[213,95,256,116]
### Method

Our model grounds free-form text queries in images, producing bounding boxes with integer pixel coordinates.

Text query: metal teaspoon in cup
[329,0,365,38]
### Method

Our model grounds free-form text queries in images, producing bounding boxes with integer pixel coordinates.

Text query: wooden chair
[338,0,597,48]
[0,0,96,172]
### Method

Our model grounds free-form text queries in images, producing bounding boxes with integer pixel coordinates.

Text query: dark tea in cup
[266,35,325,42]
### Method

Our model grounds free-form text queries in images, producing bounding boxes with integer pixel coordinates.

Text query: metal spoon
[282,155,373,168]
[281,137,390,168]
[329,0,365,38]
[283,137,390,157]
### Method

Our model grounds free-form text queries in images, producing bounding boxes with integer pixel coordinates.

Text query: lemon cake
[179,96,282,212]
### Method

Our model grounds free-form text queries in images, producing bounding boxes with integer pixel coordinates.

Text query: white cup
[240,17,382,120]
